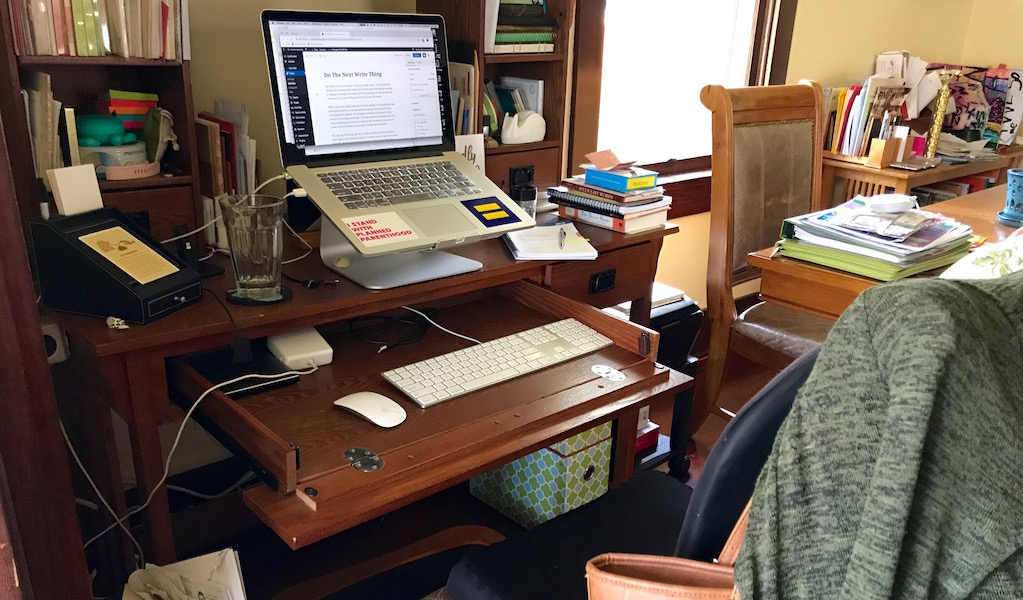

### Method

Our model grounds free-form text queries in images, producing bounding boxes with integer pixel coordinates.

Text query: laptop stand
[319,218,483,290]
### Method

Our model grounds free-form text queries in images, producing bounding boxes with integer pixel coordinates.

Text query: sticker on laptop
[341,213,420,247]
[461,197,522,227]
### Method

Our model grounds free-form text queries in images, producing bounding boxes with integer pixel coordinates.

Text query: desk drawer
[543,244,655,309]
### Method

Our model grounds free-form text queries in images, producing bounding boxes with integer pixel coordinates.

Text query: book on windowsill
[561,175,664,203]
[547,187,672,215]
[503,222,597,260]
[581,164,659,192]
[558,204,669,234]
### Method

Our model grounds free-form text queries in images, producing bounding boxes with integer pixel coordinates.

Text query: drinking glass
[218,194,286,302]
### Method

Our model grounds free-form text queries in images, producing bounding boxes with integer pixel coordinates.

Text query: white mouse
[333,392,407,428]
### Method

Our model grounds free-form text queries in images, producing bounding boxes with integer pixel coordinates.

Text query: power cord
[61,421,146,568]
[282,189,313,265]
[401,306,482,345]
[160,217,222,245]
[349,313,430,354]
[82,366,319,553]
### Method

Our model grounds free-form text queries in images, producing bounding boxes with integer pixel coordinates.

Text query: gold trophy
[924,69,961,160]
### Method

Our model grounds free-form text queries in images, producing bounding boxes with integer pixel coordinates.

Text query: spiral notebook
[503,222,597,261]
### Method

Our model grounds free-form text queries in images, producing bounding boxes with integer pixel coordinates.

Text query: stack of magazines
[776,197,973,281]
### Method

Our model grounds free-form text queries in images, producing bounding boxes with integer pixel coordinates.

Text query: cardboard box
[470,422,612,528]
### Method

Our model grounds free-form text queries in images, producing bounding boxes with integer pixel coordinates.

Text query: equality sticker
[341,213,420,247]
[461,197,522,227]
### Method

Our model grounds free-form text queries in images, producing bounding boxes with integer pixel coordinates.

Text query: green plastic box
[469,422,612,528]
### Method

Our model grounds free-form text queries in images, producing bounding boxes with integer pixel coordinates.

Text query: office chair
[736,274,1023,597]
[695,82,834,431]
[444,346,820,600]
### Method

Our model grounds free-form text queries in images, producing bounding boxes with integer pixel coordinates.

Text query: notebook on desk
[261,10,533,257]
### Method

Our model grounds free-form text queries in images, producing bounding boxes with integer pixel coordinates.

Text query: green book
[105,89,160,102]
[777,238,970,281]
[494,32,555,43]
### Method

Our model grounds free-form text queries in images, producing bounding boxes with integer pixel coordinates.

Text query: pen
[558,226,567,249]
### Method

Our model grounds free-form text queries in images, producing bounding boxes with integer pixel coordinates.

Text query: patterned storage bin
[469,422,612,528]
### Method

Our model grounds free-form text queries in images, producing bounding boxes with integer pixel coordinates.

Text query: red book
[199,112,239,194]
[635,421,660,453]
[562,175,663,203]
[103,98,159,109]
[8,0,26,55]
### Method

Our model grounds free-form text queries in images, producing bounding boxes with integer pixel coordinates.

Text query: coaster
[997,211,1023,228]
[226,286,293,306]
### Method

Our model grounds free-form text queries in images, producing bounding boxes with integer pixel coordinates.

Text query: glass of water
[218,194,287,303]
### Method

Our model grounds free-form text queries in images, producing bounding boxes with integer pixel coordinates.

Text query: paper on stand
[122,548,246,600]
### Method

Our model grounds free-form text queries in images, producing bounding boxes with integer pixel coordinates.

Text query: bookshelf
[0,3,201,245]
[417,0,576,192]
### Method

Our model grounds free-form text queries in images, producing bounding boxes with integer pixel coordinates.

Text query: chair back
[695,82,826,428]
[674,347,819,562]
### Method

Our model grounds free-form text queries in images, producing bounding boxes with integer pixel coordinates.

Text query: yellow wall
[658,0,980,308]
[188,1,415,195]
[962,1,1023,66]
[784,0,972,86]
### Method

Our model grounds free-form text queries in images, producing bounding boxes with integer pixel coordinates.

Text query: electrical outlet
[509,165,534,188]
[40,317,69,364]
[637,405,651,430]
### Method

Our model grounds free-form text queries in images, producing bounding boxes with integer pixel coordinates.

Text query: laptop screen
[262,11,456,168]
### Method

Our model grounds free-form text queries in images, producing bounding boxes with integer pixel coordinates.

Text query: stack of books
[8,0,189,59]
[547,166,671,234]
[489,1,557,54]
[98,90,159,132]
[776,197,973,281]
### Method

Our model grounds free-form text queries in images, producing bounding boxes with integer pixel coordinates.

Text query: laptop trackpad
[404,205,475,237]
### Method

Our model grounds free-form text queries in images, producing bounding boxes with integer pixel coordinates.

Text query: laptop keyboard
[318,161,482,210]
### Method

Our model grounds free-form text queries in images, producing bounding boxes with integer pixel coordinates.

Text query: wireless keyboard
[382,319,614,408]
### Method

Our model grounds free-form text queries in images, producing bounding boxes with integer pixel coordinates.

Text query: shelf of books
[419,0,575,192]
[0,0,201,242]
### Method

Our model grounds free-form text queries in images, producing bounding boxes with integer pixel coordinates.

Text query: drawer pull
[589,269,617,294]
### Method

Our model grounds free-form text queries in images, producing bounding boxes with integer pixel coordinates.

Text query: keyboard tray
[167,281,680,549]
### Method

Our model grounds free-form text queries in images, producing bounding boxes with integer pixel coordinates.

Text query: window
[569,0,799,187]
[596,0,757,165]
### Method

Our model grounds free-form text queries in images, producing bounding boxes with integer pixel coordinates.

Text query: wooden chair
[695,82,834,429]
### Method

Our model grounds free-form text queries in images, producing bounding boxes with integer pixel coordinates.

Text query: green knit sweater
[735,273,1023,599]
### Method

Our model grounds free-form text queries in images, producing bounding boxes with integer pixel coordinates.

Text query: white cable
[401,305,482,345]
[159,216,223,245]
[166,471,256,501]
[82,366,318,550]
[76,497,100,512]
[281,189,313,265]
[254,173,290,193]
[61,421,146,568]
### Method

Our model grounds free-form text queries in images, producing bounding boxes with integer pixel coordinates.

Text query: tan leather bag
[585,501,750,600]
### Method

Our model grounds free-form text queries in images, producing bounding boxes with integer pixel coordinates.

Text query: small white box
[267,327,333,369]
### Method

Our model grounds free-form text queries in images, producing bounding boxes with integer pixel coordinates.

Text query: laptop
[261,10,534,259]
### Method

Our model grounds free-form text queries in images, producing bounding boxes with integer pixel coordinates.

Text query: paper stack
[776,196,973,281]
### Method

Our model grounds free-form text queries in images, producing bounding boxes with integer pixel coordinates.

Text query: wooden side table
[820,148,1023,206]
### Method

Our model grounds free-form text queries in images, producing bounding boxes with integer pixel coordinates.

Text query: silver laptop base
[319,218,483,290]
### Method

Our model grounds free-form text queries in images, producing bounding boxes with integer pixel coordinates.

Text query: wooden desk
[749,185,1016,320]
[55,222,686,564]
[820,153,1015,207]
